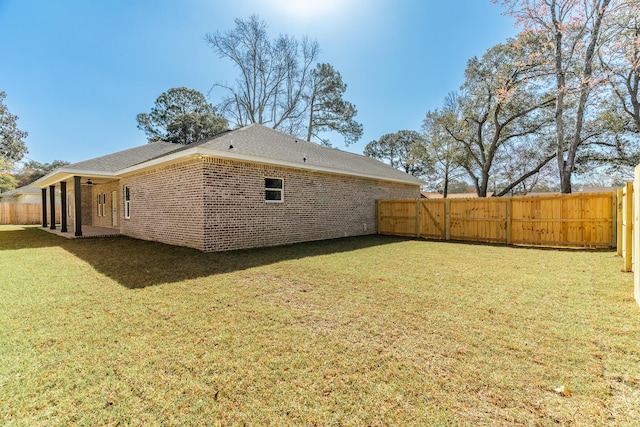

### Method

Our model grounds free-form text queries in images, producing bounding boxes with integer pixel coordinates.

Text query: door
[111,190,118,227]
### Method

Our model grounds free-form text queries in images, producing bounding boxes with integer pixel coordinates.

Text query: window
[97,193,106,217]
[265,178,283,202]
[67,195,73,219]
[124,186,131,219]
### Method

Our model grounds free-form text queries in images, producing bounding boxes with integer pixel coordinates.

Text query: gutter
[30,147,424,188]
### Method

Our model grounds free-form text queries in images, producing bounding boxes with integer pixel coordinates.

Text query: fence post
[617,188,624,256]
[415,199,421,238]
[506,198,512,245]
[625,182,634,272]
[634,166,640,306]
[376,200,380,234]
[612,190,618,250]
[445,199,451,241]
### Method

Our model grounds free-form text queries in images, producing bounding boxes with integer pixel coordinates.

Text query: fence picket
[0,203,61,225]
[378,192,617,249]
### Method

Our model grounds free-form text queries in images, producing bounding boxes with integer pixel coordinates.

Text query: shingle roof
[0,185,51,199]
[197,125,424,185]
[38,124,423,186]
[65,140,186,172]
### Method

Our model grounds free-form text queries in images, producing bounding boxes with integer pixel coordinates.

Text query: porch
[42,225,121,239]
[38,175,121,238]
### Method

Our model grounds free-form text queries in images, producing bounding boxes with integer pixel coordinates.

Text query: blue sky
[0,0,517,165]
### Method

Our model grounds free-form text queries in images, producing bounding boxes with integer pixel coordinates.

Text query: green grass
[1,225,639,426]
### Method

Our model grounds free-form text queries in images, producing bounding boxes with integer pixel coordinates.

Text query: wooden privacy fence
[617,183,634,272]
[377,192,617,249]
[634,166,640,307]
[0,202,59,225]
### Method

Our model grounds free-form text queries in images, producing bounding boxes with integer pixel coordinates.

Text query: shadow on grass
[430,237,616,253]
[0,226,407,289]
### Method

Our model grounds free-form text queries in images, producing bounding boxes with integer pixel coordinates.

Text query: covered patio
[36,174,119,238]
[42,225,122,239]
[30,142,176,239]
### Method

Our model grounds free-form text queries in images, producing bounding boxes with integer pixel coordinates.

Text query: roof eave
[116,147,423,186]
[30,168,119,188]
[32,145,423,188]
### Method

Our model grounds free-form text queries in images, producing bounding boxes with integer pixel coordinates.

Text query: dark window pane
[265,178,283,189]
[265,190,282,201]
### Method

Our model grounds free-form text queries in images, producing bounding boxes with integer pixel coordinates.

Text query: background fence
[377,192,617,249]
[0,202,59,225]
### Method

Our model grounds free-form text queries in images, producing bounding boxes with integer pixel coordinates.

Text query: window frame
[264,177,284,203]
[96,193,107,217]
[124,186,131,219]
[67,195,73,219]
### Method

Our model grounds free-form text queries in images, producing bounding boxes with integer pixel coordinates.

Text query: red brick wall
[90,181,120,228]
[62,183,92,229]
[201,157,419,252]
[120,160,206,250]
[81,185,92,226]
[118,157,420,252]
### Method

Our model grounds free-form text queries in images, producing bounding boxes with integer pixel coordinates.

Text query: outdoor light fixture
[86,179,93,185]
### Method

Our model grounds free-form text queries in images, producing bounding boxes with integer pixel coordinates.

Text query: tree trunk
[478,168,490,197]
[306,94,315,142]
[443,166,450,198]
[560,165,572,193]
[566,0,610,193]
[557,0,611,193]
[472,176,481,197]
[550,0,571,193]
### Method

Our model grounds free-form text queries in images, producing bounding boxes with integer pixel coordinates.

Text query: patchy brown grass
[1,225,639,426]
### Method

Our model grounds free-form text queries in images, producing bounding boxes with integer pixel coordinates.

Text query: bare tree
[494,0,615,193]
[205,15,319,135]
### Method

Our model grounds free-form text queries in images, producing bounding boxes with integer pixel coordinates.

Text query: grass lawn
[1,225,639,426]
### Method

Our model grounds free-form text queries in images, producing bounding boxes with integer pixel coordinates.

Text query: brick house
[33,124,422,251]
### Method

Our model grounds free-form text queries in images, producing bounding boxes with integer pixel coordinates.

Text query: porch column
[49,185,56,230]
[41,188,48,228]
[74,176,83,237]
[60,181,68,232]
